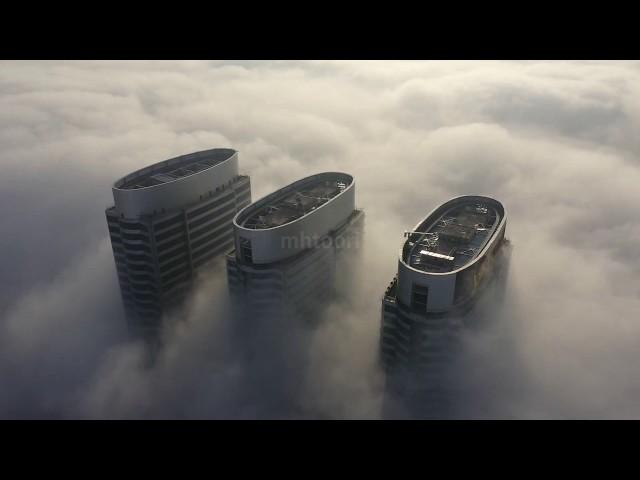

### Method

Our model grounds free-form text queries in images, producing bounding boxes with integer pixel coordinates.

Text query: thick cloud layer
[1,60,639,418]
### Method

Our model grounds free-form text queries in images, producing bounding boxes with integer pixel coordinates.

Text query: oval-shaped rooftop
[236,172,353,230]
[402,195,505,274]
[114,148,237,191]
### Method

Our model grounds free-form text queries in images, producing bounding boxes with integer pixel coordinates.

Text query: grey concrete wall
[232,173,356,265]
[112,151,239,219]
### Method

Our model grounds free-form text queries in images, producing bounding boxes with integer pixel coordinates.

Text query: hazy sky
[1,60,639,418]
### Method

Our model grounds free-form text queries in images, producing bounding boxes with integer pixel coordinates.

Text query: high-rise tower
[106,148,251,339]
[380,195,508,419]
[224,172,363,418]
[226,172,363,321]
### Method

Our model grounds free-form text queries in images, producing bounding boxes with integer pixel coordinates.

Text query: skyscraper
[222,172,362,418]
[226,172,363,322]
[380,195,508,419]
[106,148,251,340]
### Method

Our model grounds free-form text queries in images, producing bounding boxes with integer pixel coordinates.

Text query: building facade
[380,195,508,419]
[106,148,251,339]
[226,172,363,321]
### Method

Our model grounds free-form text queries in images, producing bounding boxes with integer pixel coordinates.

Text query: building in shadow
[224,172,363,418]
[105,148,251,343]
[380,195,509,419]
[226,171,363,323]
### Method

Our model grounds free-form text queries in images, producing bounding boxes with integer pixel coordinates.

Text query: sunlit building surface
[226,172,363,321]
[105,148,251,340]
[380,195,508,419]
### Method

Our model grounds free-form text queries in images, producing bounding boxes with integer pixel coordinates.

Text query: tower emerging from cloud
[226,172,363,322]
[105,148,251,340]
[223,172,364,418]
[380,195,508,419]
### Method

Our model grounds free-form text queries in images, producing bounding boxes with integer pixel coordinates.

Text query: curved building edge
[231,172,356,265]
[112,148,239,218]
[394,195,507,314]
